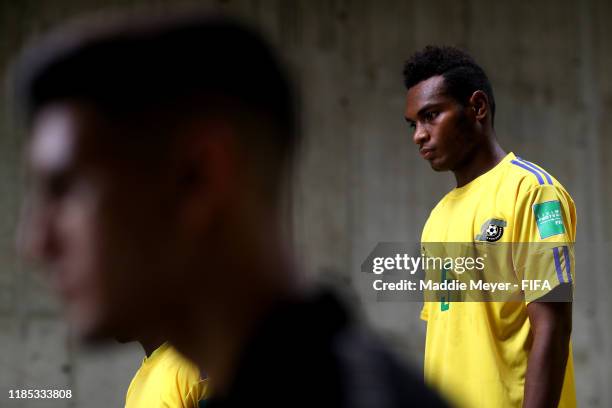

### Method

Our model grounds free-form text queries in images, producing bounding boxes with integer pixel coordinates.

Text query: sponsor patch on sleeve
[533,200,565,239]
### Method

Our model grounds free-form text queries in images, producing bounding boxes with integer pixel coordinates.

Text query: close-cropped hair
[403,45,496,124]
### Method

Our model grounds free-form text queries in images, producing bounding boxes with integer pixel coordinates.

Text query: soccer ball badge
[485,224,503,242]
[476,219,507,242]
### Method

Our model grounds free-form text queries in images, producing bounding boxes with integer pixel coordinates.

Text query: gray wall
[1,1,611,407]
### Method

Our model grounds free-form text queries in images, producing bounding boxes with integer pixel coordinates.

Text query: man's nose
[412,123,429,146]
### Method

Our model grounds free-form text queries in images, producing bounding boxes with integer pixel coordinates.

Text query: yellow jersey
[421,152,576,408]
[125,342,208,408]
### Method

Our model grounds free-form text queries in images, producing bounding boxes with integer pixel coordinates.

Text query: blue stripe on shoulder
[562,245,572,283]
[553,247,565,283]
[516,157,553,185]
[511,160,544,185]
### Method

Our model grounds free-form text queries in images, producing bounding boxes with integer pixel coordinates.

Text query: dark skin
[404,75,506,187]
[405,75,572,408]
[524,285,572,408]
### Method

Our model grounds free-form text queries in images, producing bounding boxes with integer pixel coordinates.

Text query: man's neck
[453,137,506,188]
[138,336,166,358]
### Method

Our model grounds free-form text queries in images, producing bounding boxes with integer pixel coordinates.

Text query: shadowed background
[1,0,611,407]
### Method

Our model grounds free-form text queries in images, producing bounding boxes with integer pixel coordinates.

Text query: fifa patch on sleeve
[533,200,565,239]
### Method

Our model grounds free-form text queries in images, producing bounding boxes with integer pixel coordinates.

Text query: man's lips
[419,147,435,159]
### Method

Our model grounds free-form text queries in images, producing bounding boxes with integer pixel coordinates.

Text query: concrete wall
[1,0,611,406]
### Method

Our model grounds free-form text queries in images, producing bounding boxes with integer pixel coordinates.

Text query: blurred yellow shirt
[125,342,208,408]
[421,152,576,408]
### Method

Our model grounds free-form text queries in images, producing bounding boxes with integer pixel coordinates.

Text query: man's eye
[408,122,416,131]
[425,111,438,121]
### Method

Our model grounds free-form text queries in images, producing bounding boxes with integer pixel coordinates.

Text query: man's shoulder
[503,155,571,197]
[423,191,452,225]
[156,345,200,377]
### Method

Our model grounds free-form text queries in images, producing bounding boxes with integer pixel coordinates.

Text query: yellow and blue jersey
[125,342,208,408]
[421,152,576,408]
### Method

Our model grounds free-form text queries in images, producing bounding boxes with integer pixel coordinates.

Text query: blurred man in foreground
[15,13,446,407]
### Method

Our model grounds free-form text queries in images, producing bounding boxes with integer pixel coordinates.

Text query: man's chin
[428,159,450,172]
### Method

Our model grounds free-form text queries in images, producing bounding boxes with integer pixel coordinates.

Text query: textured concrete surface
[1,0,611,407]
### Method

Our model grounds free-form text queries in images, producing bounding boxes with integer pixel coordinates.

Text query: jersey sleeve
[184,379,209,407]
[161,358,204,408]
[512,184,576,302]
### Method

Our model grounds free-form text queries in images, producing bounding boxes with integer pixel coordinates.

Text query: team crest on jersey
[476,219,507,242]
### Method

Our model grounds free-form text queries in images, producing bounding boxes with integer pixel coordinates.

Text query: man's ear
[468,90,489,123]
[176,118,240,225]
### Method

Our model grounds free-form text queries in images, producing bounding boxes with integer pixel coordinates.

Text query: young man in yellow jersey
[123,339,207,408]
[403,46,576,408]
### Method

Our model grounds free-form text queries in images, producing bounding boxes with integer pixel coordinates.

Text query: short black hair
[13,12,296,155]
[403,45,495,124]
